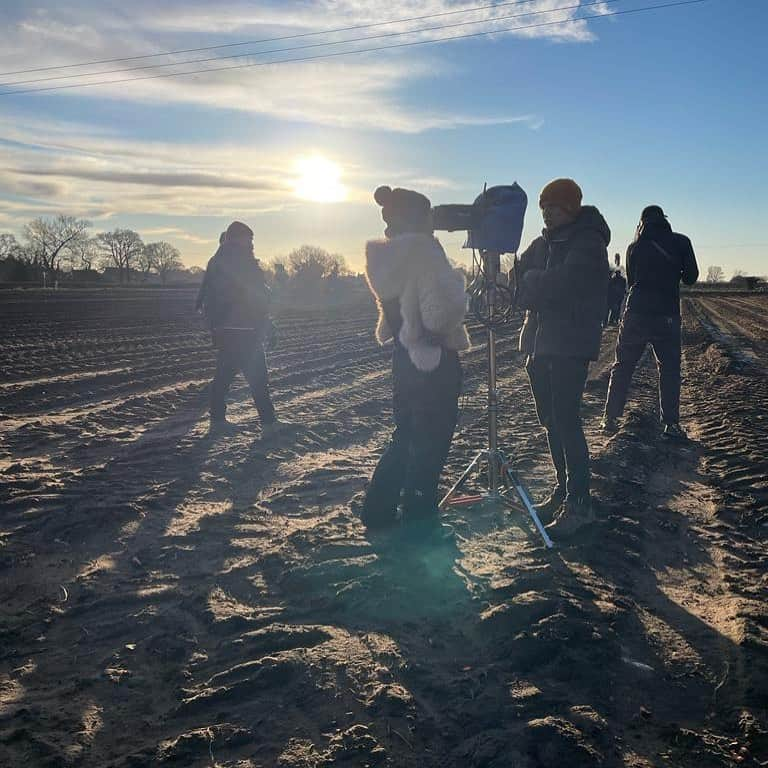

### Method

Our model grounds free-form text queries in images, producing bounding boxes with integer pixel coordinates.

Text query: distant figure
[517,178,610,535]
[196,221,279,435]
[605,269,626,325]
[603,205,699,439]
[360,185,469,534]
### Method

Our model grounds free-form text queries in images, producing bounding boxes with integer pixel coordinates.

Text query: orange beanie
[539,178,583,214]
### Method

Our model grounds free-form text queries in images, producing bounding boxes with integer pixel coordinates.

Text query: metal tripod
[439,250,554,548]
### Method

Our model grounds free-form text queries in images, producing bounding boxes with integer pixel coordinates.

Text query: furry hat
[374,185,432,238]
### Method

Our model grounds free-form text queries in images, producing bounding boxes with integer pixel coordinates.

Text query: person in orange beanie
[516,179,610,536]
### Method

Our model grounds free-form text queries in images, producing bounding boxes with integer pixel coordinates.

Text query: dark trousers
[526,355,590,498]
[605,302,622,326]
[605,313,681,425]
[363,349,461,524]
[210,329,276,424]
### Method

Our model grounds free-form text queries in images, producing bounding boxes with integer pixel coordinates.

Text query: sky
[0,0,766,276]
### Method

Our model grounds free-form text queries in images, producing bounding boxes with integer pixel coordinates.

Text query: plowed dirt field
[1,288,766,768]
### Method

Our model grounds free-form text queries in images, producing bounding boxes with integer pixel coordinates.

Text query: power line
[0,0,710,98]
[0,0,552,77]
[1,0,620,87]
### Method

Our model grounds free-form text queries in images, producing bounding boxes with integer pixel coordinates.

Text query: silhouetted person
[197,221,278,435]
[360,185,469,534]
[517,178,610,535]
[605,269,626,325]
[603,205,698,438]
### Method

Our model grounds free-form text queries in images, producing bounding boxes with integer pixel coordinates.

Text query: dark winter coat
[518,205,611,361]
[608,271,626,303]
[196,242,269,331]
[624,220,698,317]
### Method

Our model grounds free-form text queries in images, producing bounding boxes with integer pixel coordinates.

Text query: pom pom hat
[374,185,432,238]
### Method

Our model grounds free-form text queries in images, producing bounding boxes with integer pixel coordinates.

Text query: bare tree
[64,234,99,271]
[731,268,746,279]
[96,229,144,284]
[136,245,154,281]
[706,265,724,283]
[288,245,348,282]
[22,215,90,276]
[144,241,182,285]
[0,233,24,261]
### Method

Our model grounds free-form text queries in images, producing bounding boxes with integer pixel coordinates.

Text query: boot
[535,484,566,525]
[601,416,619,435]
[547,494,595,537]
[355,489,399,531]
[663,422,687,440]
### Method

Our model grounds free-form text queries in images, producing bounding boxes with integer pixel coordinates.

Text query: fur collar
[365,233,445,301]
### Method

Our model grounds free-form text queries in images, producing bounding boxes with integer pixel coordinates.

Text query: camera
[432,183,528,254]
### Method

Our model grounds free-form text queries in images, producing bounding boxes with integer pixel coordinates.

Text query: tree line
[1,215,361,292]
[0,215,184,285]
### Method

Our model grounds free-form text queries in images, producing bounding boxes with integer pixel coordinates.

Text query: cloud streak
[15,167,285,191]
[0,1,598,130]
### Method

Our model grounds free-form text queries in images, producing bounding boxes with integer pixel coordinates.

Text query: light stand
[439,249,554,549]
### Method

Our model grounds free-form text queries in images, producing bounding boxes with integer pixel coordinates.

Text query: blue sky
[0,0,766,275]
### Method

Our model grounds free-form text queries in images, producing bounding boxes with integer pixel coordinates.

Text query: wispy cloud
[0,1,599,130]
[14,167,285,191]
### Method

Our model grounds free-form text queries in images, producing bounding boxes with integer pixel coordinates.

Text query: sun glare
[293,155,347,203]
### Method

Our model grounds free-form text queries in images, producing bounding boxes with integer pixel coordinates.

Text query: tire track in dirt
[2,293,768,767]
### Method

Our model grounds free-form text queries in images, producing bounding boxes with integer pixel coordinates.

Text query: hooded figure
[197,221,278,433]
[517,179,610,536]
[603,205,698,439]
[360,186,469,531]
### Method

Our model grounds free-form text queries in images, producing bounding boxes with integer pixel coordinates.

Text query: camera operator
[360,186,470,534]
[197,221,280,436]
[517,179,610,535]
[602,205,698,439]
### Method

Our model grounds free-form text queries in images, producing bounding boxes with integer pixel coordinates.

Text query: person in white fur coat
[359,185,470,531]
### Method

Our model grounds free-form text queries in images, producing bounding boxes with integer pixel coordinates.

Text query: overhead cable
[0,0,710,98]
[1,0,621,87]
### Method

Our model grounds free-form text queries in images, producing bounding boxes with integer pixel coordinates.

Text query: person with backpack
[196,221,280,435]
[360,185,470,534]
[602,205,699,438]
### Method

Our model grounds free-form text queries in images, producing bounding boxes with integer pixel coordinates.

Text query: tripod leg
[503,465,554,548]
[439,451,484,509]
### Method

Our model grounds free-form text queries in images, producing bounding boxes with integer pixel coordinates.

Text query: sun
[293,155,347,203]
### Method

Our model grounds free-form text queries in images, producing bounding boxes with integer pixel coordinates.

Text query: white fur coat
[365,233,471,372]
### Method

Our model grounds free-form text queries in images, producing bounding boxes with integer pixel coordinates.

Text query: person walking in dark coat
[605,270,626,325]
[197,221,278,435]
[603,205,698,438]
[517,178,610,535]
[360,186,470,533]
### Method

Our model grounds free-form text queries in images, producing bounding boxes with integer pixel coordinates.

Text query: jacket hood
[573,205,611,246]
[545,205,610,247]
[635,218,672,243]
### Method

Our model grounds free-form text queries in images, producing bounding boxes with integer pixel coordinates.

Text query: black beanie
[641,205,666,222]
[374,185,432,238]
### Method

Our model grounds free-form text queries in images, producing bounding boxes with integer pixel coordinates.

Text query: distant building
[66,269,102,284]
[101,267,144,284]
[729,275,766,291]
